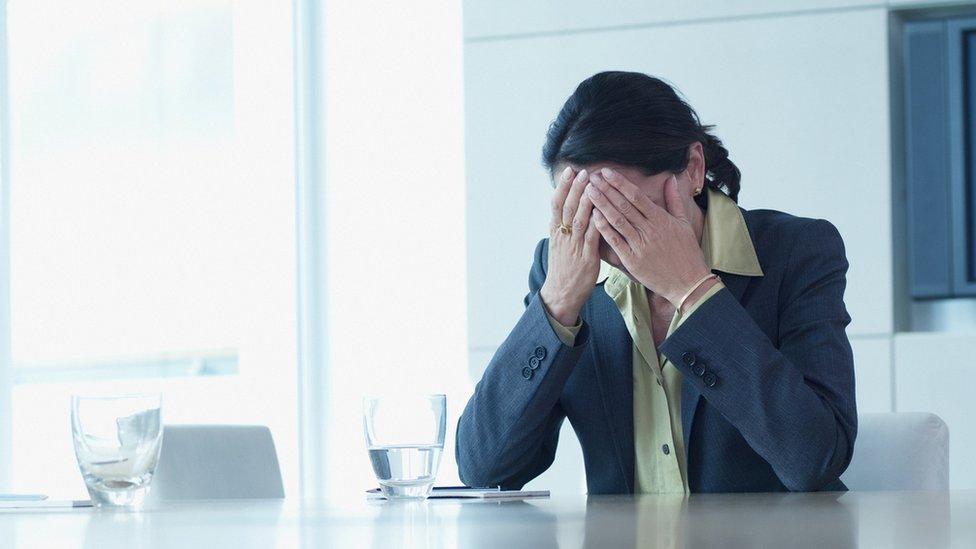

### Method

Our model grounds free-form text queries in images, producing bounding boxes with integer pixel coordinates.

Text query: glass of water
[363,394,446,500]
[71,394,163,508]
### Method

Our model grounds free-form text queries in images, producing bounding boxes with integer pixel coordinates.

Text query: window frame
[947,17,976,295]
[904,14,976,298]
[0,0,13,491]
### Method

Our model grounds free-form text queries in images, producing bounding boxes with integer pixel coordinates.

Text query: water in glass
[71,394,163,508]
[363,395,446,499]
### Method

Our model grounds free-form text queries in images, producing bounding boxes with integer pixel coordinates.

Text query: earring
[693,187,703,196]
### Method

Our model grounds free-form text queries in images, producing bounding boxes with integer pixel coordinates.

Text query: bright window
[6,0,297,497]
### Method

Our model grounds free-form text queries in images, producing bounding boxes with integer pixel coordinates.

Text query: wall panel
[465,8,892,349]
[464,0,881,40]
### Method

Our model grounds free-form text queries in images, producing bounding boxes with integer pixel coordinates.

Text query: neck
[690,200,706,244]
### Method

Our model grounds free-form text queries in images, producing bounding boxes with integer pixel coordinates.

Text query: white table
[0,490,972,548]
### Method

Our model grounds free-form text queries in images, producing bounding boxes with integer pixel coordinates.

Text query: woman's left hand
[586,168,711,308]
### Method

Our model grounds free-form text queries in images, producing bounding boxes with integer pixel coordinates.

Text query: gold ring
[558,224,572,235]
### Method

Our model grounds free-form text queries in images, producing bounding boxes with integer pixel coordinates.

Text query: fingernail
[578,168,588,180]
[601,167,613,179]
[586,185,598,196]
[561,166,573,180]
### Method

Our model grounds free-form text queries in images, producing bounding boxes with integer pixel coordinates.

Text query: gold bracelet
[677,273,720,312]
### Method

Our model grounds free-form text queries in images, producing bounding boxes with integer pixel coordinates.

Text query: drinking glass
[363,394,446,500]
[71,394,163,508]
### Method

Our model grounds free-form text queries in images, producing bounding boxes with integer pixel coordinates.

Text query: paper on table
[0,494,47,501]
[366,486,550,500]
[0,499,92,509]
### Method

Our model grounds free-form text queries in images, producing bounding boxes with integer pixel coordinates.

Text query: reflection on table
[0,490,960,548]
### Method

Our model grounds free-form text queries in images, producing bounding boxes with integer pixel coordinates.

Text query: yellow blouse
[546,188,763,493]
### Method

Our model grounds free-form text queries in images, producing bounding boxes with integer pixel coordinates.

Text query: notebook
[366,486,549,500]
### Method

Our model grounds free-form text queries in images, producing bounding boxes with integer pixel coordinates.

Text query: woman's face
[555,143,706,274]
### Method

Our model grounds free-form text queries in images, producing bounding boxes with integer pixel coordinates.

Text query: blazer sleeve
[659,219,857,491]
[456,238,591,489]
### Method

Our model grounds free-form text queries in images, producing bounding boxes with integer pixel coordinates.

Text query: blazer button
[681,351,696,366]
[703,371,717,387]
[691,362,705,377]
[521,367,533,380]
[528,356,541,370]
[534,346,547,360]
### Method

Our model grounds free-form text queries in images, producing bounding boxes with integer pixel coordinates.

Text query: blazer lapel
[587,288,635,493]
[718,272,753,304]
[680,271,753,462]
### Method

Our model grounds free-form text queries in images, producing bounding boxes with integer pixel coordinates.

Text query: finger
[590,171,646,224]
[591,208,631,257]
[587,184,639,245]
[571,192,595,241]
[599,167,657,218]
[562,168,589,228]
[664,174,688,221]
[582,211,601,258]
[550,166,576,228]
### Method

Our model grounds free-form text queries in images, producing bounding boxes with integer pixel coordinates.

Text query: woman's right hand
[539,166,602,326]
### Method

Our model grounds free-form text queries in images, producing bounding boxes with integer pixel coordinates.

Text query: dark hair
[542,71,740,203]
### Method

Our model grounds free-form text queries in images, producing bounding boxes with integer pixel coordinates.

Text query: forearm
[678,276,721,315]
[544,310,582,346]
[456,292,589,487]
[540,281,587,327]
[660,288,855,491]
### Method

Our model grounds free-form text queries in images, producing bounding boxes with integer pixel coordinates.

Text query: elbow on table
[456,435,526,489]
[781,470,836,493]
[456,448,500,489]
[455,426,499,489]
[458,464,492,489]
[780,441,854,492]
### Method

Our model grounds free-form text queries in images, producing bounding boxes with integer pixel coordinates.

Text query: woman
[456,71,857,494]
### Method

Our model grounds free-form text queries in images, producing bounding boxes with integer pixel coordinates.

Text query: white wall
[894,333,976,487]
[463,0,976,491]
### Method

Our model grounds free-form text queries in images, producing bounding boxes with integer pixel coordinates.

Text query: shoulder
[741,208,846,266]
[533,237,550,273]
[525,238,551,294]
[741,207,831,243]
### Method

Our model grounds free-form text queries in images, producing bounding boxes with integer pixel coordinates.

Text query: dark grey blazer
[456,208,857,493]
